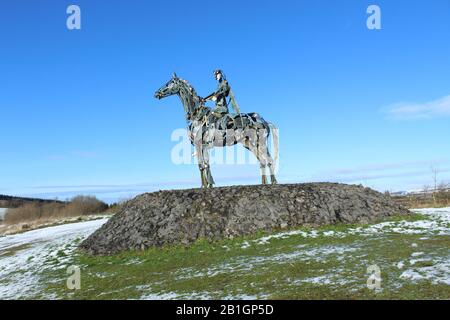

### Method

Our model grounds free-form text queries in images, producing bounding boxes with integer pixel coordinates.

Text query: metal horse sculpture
[155,73,278,188]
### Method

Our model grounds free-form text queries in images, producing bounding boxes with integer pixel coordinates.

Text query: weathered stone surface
[80,183,410,255]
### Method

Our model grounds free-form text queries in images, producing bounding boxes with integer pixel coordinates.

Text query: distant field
[0,207,448,300]
[0,208,7,221]
[393,190,450,209]
[1,195,109,230]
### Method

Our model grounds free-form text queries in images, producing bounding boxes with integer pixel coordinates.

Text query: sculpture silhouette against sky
[155,73,278,188]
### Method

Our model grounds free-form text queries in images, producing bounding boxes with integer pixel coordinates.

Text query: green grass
[33,213,449,300]
[0,243,33,258]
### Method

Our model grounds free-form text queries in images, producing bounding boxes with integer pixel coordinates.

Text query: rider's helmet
[213,69,225,80]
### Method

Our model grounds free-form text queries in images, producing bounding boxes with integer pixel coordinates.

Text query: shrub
[4,195,108,225]
[63,195,108,216]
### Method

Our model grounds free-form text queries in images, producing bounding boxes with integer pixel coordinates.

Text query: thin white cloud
[3,174,266,203]
[316,159,448,177]
[383,95,450,120]
[330,168,450,183]
[302,159,450,190]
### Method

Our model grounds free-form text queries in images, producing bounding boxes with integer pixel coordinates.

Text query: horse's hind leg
[204,166,215,188]
[257,128,277,185]
[254,131,277,185]
[268,159,277,184]
[243,138,268,185]
[260,165,268,185]
[260,147,277,185]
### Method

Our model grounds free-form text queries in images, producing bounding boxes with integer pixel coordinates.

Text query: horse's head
[154,73,181,100]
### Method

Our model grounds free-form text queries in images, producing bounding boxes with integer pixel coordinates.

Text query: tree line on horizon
[2,195,109,225]
[0,194,65,209]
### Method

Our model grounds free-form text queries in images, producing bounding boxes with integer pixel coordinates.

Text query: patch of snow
[175,244,359,281]
[412,207,450,215]
[400,256,450,285]
[255,229,314,245]
[0,218,108,299]
[222,294,260,300]
[140,291,181,300]
[411,252,424,257]
[140,291,214,300]
[250,207,450,245]
[241,241,250,249]
[290,267,365,289]
[296,275,333,285]
[409,258,431,266]
[125,258,143,266]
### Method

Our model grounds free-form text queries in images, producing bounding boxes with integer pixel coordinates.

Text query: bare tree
[436,182,449,206]
[430,165,439,205]
[437,182,448,192]
[430,165,439,191]
[422,185,431,205]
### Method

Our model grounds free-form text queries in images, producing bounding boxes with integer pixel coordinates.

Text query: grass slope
[31,211,450,300]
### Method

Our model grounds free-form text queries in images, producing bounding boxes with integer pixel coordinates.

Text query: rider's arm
[205,81,230,101]
[204,93,216,101]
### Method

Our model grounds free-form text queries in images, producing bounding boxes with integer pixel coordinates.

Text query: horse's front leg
[194,125,215,188]
[200,127,216,188]
[192,123,209,189]
[194,144,207,188]
[199,166,208,188]
[202,145,215,188]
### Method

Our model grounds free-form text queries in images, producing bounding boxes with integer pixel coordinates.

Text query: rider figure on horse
[204,69,230,115]
[203,70,240,129]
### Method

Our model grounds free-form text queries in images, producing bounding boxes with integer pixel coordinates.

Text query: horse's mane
[178,78,199,100]
[177,78,210,118]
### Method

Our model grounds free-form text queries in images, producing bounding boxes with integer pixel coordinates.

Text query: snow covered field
[0,218,108,299]
[0,208,448,299]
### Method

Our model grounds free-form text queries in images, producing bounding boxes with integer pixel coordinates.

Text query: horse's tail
[267,122,279,172]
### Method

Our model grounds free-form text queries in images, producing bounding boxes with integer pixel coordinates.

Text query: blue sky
[1,0,449,202]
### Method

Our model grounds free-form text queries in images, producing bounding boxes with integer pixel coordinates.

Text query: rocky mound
[80,183,410,255]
